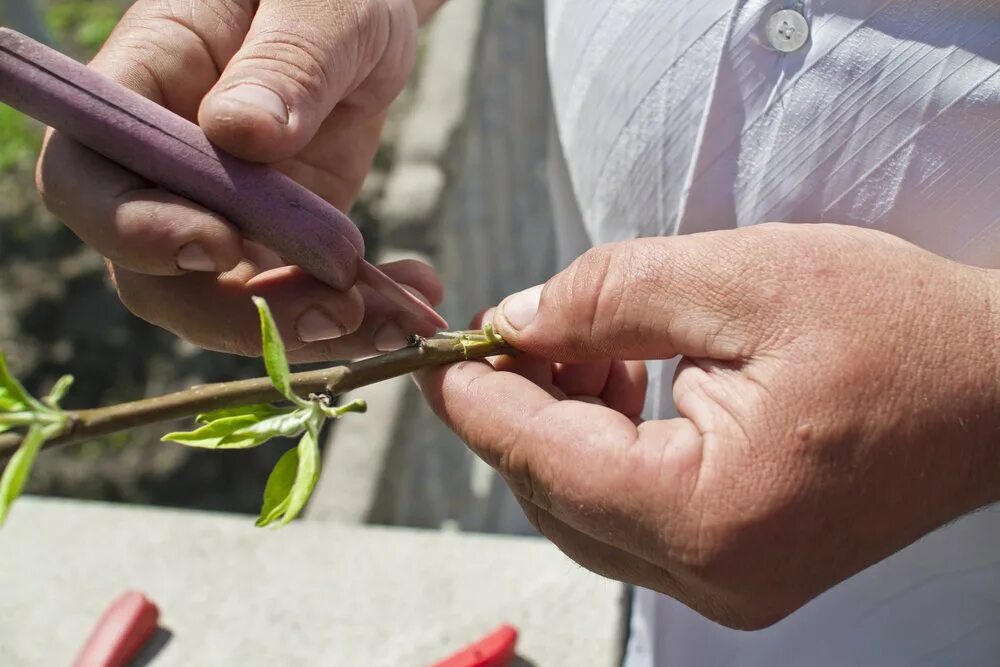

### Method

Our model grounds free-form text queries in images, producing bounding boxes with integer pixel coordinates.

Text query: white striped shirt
[545,1,1000,665]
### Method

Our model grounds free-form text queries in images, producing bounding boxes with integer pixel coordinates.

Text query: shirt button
[764,9,810,53]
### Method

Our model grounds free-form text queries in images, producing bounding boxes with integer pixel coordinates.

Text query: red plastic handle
[433,624,519,667]
[73,591,160,667]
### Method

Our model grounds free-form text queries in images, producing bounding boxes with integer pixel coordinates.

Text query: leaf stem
[0,333,513,464]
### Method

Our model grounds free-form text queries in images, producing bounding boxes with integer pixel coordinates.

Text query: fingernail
[177,243,216,272]
[499,285,543,331]
[217,84,288,124]
[374,322,408,352]
[297,308,346,343]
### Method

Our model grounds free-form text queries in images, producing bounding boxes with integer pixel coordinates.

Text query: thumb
[493,236,763,363]
[199,0,417,163]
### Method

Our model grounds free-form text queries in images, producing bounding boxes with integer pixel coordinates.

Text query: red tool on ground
[73,591,160,667]
[433,624,519,667]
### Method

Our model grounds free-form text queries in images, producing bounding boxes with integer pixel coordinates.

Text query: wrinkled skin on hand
[417,223,1000,629]
[36,0,448,360]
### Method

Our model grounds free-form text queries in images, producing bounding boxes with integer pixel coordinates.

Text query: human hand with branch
[417,223,1000,629]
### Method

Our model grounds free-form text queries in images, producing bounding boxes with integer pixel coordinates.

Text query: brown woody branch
[0,334,513,463]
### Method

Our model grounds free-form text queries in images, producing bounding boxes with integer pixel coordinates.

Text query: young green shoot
[0,297,511,529]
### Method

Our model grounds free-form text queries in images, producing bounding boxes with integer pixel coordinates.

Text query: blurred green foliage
[0,1,122,171]
[44,0,120,51]
[0,105,40,171]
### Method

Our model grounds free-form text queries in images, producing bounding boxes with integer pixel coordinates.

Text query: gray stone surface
[306,374,409,524]
[0,498,626,666]
[310,0,558,536]
[380,0,484,242]
[378,162,446,239]
[376,0,558,535]
[395,0,485,165]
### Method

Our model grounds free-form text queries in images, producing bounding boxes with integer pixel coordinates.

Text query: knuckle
[237,0,395,106]
[112,195,165,241]
[184,0,256,37]
[552,246,615,354]
[104,1,258,106]
[125,0,254,50]
[242,29,333,100]
[555,242,655,355]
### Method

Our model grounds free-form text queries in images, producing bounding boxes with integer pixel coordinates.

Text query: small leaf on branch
[44,375,75,408]
[0,424,47,527]
[322,398,368,419]
[0,349,39,413]
[256,424,322,527]
[196,404,286,424]
[217,409,315,450]
[256,447,298,526]
[253,297,306,407]
[161,414,264,449]
[0,394,23,413]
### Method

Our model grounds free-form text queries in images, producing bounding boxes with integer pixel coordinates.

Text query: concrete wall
[312,0,559,536]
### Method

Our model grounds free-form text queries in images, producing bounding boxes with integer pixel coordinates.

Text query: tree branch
[0,334,513,463]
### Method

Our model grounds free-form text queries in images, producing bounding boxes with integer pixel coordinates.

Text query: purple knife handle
[0,27,363,290]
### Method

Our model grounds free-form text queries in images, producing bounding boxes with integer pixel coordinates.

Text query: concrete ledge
[312,0,484,524]
[0,498,626,665]
[394,0,484,165]
[378,162,446,238]
[312,0,556,535]
[307,373,410,523]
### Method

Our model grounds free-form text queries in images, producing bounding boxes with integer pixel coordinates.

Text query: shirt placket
[676,0,815,234]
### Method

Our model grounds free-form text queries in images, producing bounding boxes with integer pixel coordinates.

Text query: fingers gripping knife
[0,28,447,334]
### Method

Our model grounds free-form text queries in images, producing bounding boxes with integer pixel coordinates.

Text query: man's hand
[416,223,1000,629]
[36,0,446,361]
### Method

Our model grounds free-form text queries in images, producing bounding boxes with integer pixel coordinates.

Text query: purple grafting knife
[0,28,448,334]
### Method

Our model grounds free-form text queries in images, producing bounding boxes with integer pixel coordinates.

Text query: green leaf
[0,424,47,527]
[164,405,313,451]
[0,104,42,171]
[282,424,322,525]
[196,404,286,425]
[161,415,262,449]
[0,349,38,412]
[0,395,22,412]
[256,424,322,527]
[253,297,305,406]
[321,398,369,419]
[217,409,314,450]
[256,448,298,527]
[0,412,37,435]
[44,1,122,53]
[44,375,74,408]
